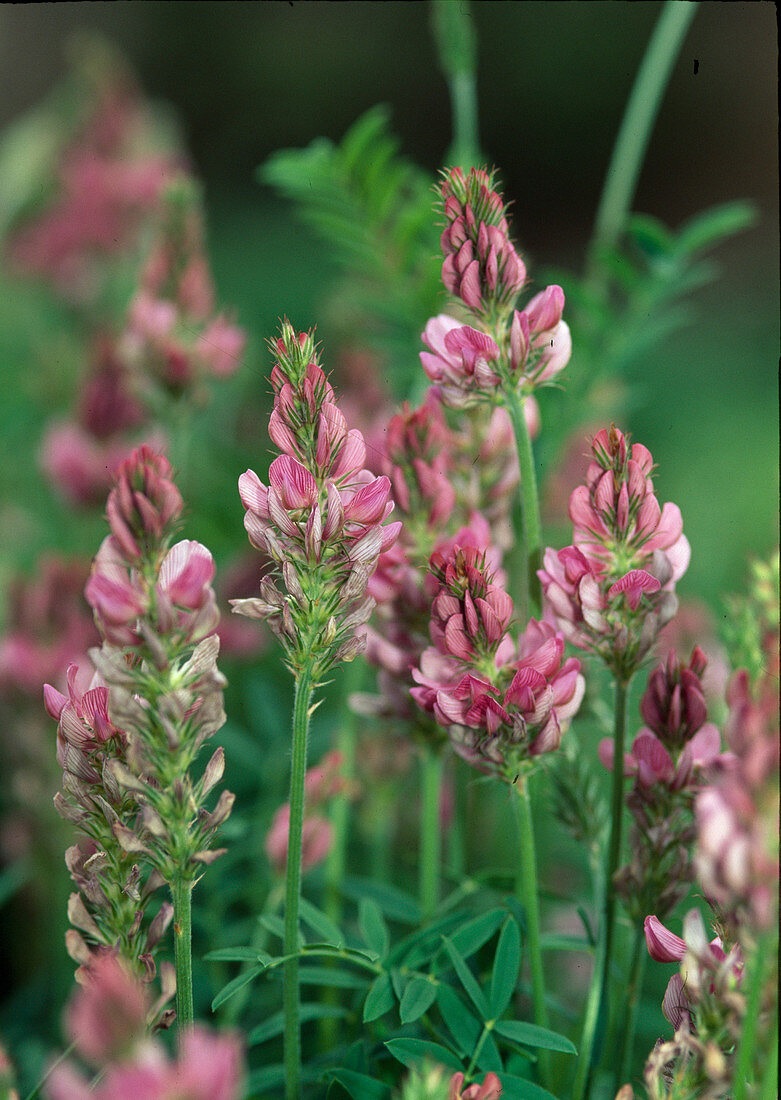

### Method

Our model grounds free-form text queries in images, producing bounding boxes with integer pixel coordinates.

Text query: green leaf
[498,1074,560,1100]
[299,896,343,946]
[245,1065,285,1094]
[441,936,489,1018]
[258,913,287,941]
[341,876,422,924]
[539,934,593,953]
[399,976,438,1024]
[437,983,482,1055]
[475,1029,504,1075]
[363,972,396,1023]
[210,966,263,1010]
[675,200,757,257]
[302,943,379,969]
[627,213,675,258]
[203,946,264,963]
[359,897,390,959]
[248,1003,350,1046]
[299,966,368,989]
[449,908,507,960]
[326,1068,391,1099]
[489,918,521,1017]
[385,1038,463,1073]
[493,1020,577,1054]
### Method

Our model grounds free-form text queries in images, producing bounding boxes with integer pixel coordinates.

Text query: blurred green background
[1,0,776,604]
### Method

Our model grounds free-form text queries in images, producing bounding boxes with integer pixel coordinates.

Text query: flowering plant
[0,9,776,1100]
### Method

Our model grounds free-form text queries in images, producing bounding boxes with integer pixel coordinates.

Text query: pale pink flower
[420,315,501,407]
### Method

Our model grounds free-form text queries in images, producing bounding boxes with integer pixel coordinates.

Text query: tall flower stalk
[233,323,400,1099]
[540,425,690,1097]
[82,446,232,1030]
[422,167,572,619]
[411,538,584,1081]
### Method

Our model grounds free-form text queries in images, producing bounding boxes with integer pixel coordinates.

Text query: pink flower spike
[608,568,661,610]
[644,914,687,962]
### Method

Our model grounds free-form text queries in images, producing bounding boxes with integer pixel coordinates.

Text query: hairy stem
[171,876,194,1031]
[588,1,698,276]
[419,747,443,918]
[283,662,315,1100]
[505,386,543,620]
[512,776,551,1087]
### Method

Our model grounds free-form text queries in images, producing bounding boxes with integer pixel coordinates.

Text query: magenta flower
[448,1070,503,1099]
[234,324,401,677]
[540,427,688,679]
[411,541,584,774]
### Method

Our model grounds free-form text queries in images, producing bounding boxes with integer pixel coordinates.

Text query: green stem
[171,876,194,1030]
[511,776,550,1087]
[431,0,480,167]
[588,1,698,276]
[615,923,647,1092]
[320,658,363,1050]
[602,678,629,1016]
[504,387,543,619]
[283,662,315,1100]
[572,677,629,1100]
[419,747,443,919]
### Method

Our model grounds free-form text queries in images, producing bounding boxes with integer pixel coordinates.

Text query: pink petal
[645,914,686,962]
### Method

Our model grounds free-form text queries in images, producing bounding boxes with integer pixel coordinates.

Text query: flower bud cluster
[540,426,689,680]
[265,750,352,874]
[121,179,245,397]
[233,324,401,679]
[695,660,779,933]
[439,167,526,314]
[44,663,172,990]
[411,540,584,777]
[420,167,570,408]
[47,954,244,1100]
[601,648,724,919]
[81,446,231,886]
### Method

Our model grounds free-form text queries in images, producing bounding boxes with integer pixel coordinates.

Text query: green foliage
[258,106,442,396]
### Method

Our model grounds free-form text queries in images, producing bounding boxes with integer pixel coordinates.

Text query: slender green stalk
[320,658,363,1049]
[615,923,647,1093]
[572,677,629,1100]
[283,662,315,1100]
[171,876,194,1030]
[511,777,550,1087]
[758,1021,778,1100]
[588,1,698,275]
[431,0,480,167]
[504,386,543,619]
[24,1041,77,1100]
[419,747,443,918]
[602,678,629,1013]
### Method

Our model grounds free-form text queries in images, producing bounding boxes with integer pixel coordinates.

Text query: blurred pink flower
[448,1070,503,1099]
